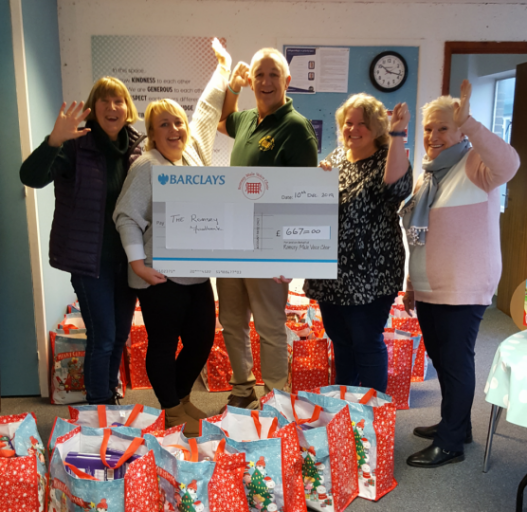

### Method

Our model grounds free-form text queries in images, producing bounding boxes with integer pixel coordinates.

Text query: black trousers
[416,301,487,452]
[137,280,215,409]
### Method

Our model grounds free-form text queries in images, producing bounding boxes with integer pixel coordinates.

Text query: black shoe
[407,444,465,468]
[413,424,473,444]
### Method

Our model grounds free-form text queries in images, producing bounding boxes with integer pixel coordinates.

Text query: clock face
[370,52,408,92]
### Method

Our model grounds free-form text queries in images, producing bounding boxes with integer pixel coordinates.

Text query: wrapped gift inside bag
[0,413,47,511]
[50,427,158,511]
[201,407,307,512]
[145,428,249,511]
[261,390,359,512]
[303,386,397,501]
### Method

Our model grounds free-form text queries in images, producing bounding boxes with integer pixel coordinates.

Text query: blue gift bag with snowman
[144,426,249,511]
[49,427,158,511]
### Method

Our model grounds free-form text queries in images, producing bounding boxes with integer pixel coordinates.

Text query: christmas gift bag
[66,300,81,314]
[145,429,249,511]
[200,330,233,392]
[290,338,330,394]
[50,331,87,404]
[384,329,421,409]
[50,330,127,404]
[47,417,143,456]
[49,427,158,511]
[0,413,47,511]
[68,403,165,432]
[127,308,184,390]
[262,390,359,512]
[201,407,307,512]
[48,404,164,453]
[303,386,397,501]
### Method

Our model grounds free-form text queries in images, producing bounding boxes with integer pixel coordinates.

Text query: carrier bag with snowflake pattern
[144,426,249,512]
[49,427,158,511]
[200,407,307,512]
[303,386,397,501]
[261,389,359,512]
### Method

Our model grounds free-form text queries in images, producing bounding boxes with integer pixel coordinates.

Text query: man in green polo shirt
[217,48,318,410]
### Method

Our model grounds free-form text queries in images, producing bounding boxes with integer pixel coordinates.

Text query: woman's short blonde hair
[335,93,389,148]
[421,95,460,125]
[84,76,139,124]
[144,99,190,152]
[250,48,290,78]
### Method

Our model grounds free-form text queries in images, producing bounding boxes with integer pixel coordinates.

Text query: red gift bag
[384,329,415,410]
[291,338,330,394]
[201,330,233,392]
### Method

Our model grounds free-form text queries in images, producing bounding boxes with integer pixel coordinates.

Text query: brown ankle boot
[181,394,208,420]
[164,403,200,437]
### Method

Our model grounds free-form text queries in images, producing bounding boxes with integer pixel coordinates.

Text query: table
[483,330,527,511]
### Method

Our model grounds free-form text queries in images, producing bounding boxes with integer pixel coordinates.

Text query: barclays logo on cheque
[157,173,226,185]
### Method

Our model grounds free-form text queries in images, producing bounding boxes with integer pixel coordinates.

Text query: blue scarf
[400,140,471,245]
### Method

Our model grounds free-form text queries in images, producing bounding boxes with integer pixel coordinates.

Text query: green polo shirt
[226,97,318,167]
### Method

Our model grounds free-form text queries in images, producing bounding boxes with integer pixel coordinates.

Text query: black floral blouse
[304,146,412,305]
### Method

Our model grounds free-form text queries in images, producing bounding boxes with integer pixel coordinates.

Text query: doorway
[442,42,527,317]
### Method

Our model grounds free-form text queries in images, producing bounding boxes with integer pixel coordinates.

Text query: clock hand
[380,64,402,77]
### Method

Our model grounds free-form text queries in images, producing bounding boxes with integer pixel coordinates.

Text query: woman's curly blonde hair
[335,93,389,148]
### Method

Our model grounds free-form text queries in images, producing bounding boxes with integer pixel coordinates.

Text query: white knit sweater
[114,65,228,288]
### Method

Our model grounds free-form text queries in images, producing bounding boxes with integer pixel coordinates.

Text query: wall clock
[369,51,408,92]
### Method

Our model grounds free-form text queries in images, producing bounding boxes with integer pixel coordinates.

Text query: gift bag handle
[213,438,226,462]
[97,404,144,428]
[166,438,199,462]
[64,462,99,481]
[250,411,279,439]
[290,394,322,425]
[100,429,145,469]
[359,388,377,404]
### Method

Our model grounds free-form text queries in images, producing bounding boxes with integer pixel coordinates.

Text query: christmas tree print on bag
[200,407,306,512]
[145,427,249,512]
[262,390,359,512]
[301,386,397,501]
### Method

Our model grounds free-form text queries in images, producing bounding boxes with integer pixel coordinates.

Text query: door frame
[442,42,527,317]
[442,41,527,95]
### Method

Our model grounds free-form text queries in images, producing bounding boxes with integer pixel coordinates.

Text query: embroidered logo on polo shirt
[259,135,275,151]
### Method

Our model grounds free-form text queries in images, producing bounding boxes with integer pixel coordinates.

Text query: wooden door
[497,62,527,316]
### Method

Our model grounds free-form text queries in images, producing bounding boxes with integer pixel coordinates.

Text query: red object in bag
[291,338,330,393]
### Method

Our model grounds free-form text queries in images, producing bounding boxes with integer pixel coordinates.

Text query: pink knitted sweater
[407,116,520,305]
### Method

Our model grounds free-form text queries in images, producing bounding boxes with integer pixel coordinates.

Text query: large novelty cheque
[152,166,339,278]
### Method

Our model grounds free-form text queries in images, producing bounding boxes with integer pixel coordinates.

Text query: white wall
[56,0,527,175]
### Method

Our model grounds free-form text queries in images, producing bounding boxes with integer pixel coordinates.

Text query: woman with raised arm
[114,39,232,434]
[20,77,144,405]
[402,80,519,468]
[304,94,413,393]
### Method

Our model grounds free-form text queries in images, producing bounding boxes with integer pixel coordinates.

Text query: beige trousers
[217,278,289,397]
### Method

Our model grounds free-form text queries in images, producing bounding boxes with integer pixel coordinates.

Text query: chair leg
[483,404,502,473]
[516,472,527,512]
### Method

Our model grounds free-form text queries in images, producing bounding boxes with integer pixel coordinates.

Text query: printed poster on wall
[285,46,350,94]
[92,35,231,165]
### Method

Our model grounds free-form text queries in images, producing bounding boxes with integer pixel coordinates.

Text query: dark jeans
[137,279,216,409]
[416,301,487,452]
[318,294,396,393]
[71,260,136,404]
